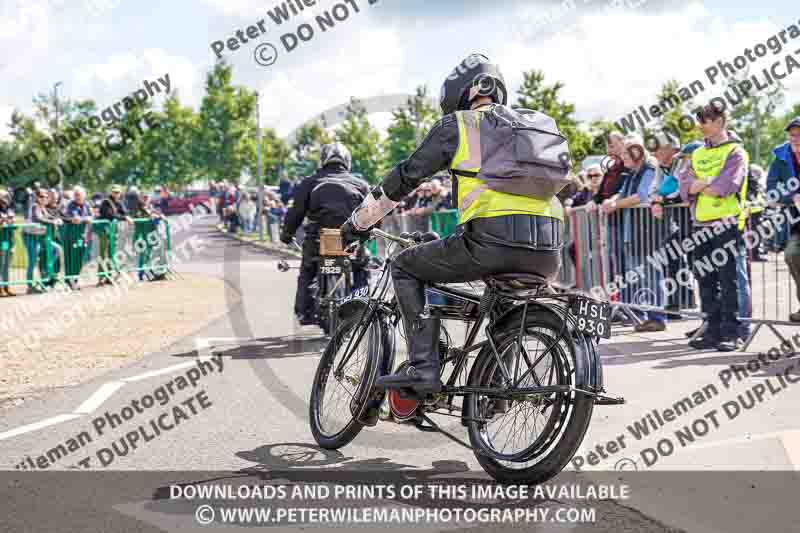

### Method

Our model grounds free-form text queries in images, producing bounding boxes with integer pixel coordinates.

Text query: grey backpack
[453,105,572,200]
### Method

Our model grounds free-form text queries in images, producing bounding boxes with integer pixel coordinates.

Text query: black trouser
[785,232,800,308]
[294,236,369,319]
[391,216,562,363]
[750,212,765,257]
[693,224,742,340]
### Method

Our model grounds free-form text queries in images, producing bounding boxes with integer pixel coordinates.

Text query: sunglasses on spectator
[587,173,602,178]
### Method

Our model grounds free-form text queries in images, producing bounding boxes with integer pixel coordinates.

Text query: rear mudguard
[473,301,603,393]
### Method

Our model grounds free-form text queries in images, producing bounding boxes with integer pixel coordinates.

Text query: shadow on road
[212,335,328,360]
[168,334,328,361]
[599,335,800,379]
[600,338,756,367]
[236,442,469,477]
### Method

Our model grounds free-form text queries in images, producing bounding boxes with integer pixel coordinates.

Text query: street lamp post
[256,91,265,241]
[53,81,64,191]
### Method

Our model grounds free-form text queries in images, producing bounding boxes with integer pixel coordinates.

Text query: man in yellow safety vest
[679,102,749,352]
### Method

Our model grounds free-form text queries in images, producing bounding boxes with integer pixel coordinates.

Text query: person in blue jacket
[768,116,800,321]
[652,141,702,315]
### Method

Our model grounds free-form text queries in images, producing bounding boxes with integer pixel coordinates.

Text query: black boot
[376,315,442,394]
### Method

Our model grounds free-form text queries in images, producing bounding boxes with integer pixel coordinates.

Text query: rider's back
[309,169,369,230]
[283,164,369,238]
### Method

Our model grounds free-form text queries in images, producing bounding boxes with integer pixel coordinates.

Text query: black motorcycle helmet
[439,54,508,115]
[319,142,352,171]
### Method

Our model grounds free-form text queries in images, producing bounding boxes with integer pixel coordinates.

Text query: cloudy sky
[0,0,798,141]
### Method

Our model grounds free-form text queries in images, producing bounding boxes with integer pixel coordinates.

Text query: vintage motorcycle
[308,228,624,484]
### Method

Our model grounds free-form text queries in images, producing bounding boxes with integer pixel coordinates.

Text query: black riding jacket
[379,112,563,250]
[283,163,370,238]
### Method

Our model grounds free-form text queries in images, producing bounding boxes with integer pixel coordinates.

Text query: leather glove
[279,232,293,245]
[340,219,371,246]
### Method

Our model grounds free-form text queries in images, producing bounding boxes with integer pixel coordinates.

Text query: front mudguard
[338,299,396,422]
[482,301,603,393]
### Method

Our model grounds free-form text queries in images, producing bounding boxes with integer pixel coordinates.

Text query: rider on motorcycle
[281,142,371,325]
[341,54,569,394]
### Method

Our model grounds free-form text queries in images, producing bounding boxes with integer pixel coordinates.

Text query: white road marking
[676,429,800,468]
[580,428,800,472]
[778,430,800,468]
[121,361,201,383]
[73,381,126,414]
[0,414,82,442]
[1,336,287,442]
[0,338,218,442]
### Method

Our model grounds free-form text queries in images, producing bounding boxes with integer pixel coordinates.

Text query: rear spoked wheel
[465,310,594,484]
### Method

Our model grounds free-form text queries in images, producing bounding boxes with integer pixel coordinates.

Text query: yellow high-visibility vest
[691,141,749,229]
[450,110,564,225]
[746,192,766,216]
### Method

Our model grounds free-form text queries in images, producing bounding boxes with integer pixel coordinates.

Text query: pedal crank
[415,413,473,450]
[576,387,626,405]
[593,394,626,405]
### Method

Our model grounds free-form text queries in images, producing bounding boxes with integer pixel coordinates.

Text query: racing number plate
[569,297,611,339]
[320,256,346,275]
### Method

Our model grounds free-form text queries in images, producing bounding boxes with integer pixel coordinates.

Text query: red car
[153,190,213,215]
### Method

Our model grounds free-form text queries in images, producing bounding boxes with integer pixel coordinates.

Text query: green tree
[3,109,52,188]
[256,128,290,184]
[2,95,114,190]
[725,71,785,168]
[135,95,200,189]
[195,60,257,184]
[515,70,591,168]
[335,98,383,183]
[762,102,800,167]
[103,100,158,189]
[288,120,332,179]
[651,80,703,147]
[384,86,439,168]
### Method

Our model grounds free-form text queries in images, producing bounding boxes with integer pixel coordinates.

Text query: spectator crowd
[556,106,800,352]
[0,182,165,297]
[209,180,288,238]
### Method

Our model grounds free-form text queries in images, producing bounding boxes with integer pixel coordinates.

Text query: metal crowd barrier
[0,223,59,291]
[741,206,800,349]
[372,206,799,325]
[113,218,172,280]
[562,202,800,348]
[0,218,173,292]
[261,203,800,342]
[563,204,698,322]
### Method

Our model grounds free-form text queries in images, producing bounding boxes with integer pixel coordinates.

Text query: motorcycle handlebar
[371,228,415,248]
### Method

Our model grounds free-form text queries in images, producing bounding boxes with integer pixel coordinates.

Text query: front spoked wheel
[465,309,594,484]
[309,309,382,449]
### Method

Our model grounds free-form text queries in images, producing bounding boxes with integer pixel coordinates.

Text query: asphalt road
[2,218,799,533]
